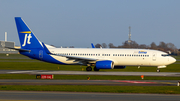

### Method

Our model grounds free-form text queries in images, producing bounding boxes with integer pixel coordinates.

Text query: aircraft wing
[42,42,97,63]
[51,54,97,62]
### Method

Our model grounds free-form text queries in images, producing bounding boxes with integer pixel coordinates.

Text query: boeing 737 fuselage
[11,17,176,72]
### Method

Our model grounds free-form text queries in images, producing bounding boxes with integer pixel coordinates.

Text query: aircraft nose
[169,57,176,64]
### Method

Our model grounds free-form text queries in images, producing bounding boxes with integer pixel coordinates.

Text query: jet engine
[96,60,114,69]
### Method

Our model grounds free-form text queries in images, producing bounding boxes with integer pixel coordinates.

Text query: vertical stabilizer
[15,17,43,49]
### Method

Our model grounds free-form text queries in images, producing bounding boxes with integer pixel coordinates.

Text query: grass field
[0,85,180,94]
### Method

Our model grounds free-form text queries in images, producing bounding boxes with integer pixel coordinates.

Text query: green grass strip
[0,85,180,94]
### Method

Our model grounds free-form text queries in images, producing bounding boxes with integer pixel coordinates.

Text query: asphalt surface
[0,79,178,86]
[1,70,180,76]
[0,91,180,101]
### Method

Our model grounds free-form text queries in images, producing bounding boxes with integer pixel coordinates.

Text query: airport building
[0,32,19,53]
[0,41,18,53]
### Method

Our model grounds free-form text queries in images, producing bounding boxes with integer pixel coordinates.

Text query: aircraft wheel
[94,67,99,71]
[157,69,160,73]
[86,66,92,71]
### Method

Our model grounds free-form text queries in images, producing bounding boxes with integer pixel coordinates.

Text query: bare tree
[108,43,116,48]
[158,41,167,51]
[150,42,157,49]
[130,41,139,48]
[122,41,130,48]
[167,43,176,50]
[94,41,179,55]
[158,42,167,48]
[139,44,148,49]
[121,40,138,48]
[95,43,101,48]
[102,43,107,48]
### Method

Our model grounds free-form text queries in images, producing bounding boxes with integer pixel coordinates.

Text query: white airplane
[11,17,176,72]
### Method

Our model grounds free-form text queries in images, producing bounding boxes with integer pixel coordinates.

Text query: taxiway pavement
[0,79,177,86]
[0,91,180,101]
[0,70,180,76]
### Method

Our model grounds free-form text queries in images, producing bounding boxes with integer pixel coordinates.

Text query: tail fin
[91,43,95,48]
[15,17,43,49]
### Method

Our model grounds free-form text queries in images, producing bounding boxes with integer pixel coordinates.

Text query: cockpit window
[161,54,169,57]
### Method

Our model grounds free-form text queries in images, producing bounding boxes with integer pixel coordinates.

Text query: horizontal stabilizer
[5,47,31,52]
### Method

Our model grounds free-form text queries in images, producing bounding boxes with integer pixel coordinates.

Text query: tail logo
[20,31,32,46]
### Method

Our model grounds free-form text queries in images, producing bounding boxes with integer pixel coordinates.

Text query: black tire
[94,67,99,71]
[157,69,160,73]
[86,66,92,71]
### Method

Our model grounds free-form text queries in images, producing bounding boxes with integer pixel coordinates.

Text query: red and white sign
[41,75,54,79]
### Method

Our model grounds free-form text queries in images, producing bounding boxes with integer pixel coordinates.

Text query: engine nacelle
[96,60,114,69]
[114,66,126,69]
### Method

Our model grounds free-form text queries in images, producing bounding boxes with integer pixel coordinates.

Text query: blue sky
[0,0,180,48]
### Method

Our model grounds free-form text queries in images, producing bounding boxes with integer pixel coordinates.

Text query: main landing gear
[157,69,160,73]
[94,66,99,71]
[86,66,99,71]
[86,66,92,71]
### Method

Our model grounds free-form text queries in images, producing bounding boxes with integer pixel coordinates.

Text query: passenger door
[152,53,156,61]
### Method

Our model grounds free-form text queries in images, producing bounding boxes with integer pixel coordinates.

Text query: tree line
[95,40,179,55]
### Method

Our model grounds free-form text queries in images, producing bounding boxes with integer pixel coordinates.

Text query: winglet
[91,43,95,48]
[42,42,51,54]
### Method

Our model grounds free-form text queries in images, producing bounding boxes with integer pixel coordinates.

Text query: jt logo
[22,34,32,46]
